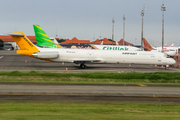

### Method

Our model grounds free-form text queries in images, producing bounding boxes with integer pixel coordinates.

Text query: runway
[0,83,180,103]
[0,50,180,72]
[1,84,180,96]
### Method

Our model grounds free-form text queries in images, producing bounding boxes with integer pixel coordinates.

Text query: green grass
[0,102,180,120]
[0,71,180,85]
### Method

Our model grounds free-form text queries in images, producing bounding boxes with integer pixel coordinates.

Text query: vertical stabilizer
[9,32,40,56]
[116,41,119,46]
[170,43,174,47]
[50,37,59,44]
[100,41,103,45]
[143,38,153,51]
[33,25,62,48]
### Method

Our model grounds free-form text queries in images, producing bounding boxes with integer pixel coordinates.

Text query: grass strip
[0,71,180,84]
[0,102,180,120]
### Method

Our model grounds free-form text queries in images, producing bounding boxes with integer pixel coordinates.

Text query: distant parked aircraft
[143,39,179,56]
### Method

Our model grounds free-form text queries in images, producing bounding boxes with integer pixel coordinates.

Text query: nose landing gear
[165,65,169,69]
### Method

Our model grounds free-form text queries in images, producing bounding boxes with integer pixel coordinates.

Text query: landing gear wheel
[80,64,87,69]
[80,64,83,68]
[82,64,87,69]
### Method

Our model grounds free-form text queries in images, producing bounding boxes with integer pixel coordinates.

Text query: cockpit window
[153,49,157,50]
[170,49,175,51]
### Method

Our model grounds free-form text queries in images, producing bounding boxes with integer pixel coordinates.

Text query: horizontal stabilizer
[9,33,24,37]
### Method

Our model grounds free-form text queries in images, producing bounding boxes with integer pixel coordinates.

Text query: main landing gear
[80,63,87,69]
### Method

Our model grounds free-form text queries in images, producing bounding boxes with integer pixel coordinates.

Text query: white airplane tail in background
[164,43,167,47]
[170,43,174,47]
[116,41,119,46]
[50,37,59,44]
[100,41,103,45]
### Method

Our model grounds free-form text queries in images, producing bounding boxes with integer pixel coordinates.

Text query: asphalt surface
[0,84,180,103]
[0,84,180,96]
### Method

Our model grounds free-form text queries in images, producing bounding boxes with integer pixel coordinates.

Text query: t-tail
[9,32,40,56]
[143,38,153,51]
[33,25,63,48]
[9,32,58,61]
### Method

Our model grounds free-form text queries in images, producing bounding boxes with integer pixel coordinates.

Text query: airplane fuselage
[34,47,175,65]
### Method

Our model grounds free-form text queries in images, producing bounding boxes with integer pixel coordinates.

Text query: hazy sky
[0,0,180,46]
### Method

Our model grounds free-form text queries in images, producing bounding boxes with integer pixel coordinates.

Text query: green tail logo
[33,25,62,48]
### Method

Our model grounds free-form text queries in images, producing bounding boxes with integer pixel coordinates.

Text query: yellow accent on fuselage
[38,58,54,62]
[16,50,36,56]
[55,43,63,48]
[90,45,99,49]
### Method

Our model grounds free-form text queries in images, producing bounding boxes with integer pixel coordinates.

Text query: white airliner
[9,32,175,69]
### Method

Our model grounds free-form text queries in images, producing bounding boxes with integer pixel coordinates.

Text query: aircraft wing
[73,60,101,64]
